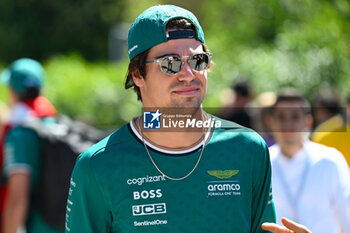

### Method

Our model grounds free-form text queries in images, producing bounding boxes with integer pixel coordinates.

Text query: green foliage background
[1,0,349,129]
[0,0,126,62]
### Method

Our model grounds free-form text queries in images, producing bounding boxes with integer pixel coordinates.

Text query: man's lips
[172,86,200,95]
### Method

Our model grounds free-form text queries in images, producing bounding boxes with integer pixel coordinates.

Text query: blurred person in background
[0,58,60,233]
[218,78,253,128]
[252,91,276,147]
[0,100,9,135]
[310,87,344,142]
[310,95,350,167]
[0,100,9,229]
[268,88,350,233]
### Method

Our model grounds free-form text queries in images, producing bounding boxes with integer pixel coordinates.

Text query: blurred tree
[42,54,141,129]
[0,0,127,62]
[199,0,350,104]
[1,0,350,128]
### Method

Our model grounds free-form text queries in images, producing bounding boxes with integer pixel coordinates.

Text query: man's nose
[176,61,196,82]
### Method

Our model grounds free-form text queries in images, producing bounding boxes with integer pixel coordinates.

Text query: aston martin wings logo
[207,170,239,179]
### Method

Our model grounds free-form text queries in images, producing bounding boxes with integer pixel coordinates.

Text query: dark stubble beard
[168,79,205,111]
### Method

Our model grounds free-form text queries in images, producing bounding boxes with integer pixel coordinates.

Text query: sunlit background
[1,0,349,129]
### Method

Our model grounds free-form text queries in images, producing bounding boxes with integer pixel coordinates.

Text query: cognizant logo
[127,175,166,186]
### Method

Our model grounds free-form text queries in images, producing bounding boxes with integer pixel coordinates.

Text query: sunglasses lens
[188,53,210,71]
[160,56,182,75]
[157,53,211,75]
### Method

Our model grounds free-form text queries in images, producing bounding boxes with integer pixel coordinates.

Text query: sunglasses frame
[145,52,213,75]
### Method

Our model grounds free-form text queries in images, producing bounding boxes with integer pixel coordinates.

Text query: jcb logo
[132,203,166,216]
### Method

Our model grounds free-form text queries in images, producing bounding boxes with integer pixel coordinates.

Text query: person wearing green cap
[65,5,311,233]
[0,58,60,233]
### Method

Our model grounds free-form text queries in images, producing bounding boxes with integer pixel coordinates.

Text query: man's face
[135,38,207,109]
[270,100,311,146]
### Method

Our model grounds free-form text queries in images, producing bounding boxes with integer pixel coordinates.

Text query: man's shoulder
[77,123,133,161]
[307,141,345,164]
[210,115,269,160]
[212,115,266,144]
[306,142,350,182]
[73,123,140,179]
[212,115,248,130]
[6,124,40,143]
[268,144,279,158]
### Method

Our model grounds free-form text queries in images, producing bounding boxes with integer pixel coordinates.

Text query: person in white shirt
[267,88,350,233]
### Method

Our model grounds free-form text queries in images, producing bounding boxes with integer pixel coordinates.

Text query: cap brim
[124,69,135,89]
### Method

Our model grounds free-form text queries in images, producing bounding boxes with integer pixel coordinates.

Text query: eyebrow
[155,53,178,59]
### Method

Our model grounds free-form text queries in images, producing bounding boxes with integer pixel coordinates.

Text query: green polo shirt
[65,117,276,233]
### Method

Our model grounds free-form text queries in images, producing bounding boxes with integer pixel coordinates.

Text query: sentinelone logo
[143,110,222,129]
[134,219,167,227]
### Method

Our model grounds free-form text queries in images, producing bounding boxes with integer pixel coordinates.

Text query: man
[311,95,350,167]
[219,78,253,128]
[0,100,9,229]
[1,58,60,233]
[268,88,350,233]
[310,87,344,142]
[65,5,309,233]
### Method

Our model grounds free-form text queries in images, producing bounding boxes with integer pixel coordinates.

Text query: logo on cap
[128,45,138,55]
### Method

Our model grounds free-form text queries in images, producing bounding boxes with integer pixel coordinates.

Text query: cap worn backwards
[1,58,45,95]
[124,4,205,89]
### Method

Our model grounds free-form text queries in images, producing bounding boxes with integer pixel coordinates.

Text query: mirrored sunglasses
[145,52,212,75]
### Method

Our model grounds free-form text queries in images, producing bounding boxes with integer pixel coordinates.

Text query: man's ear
[130,69,145,88]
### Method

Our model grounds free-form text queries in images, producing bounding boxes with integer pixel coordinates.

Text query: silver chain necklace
[136,116,210,181]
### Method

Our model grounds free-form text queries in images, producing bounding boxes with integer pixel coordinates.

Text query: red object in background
[0,123,11,226]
